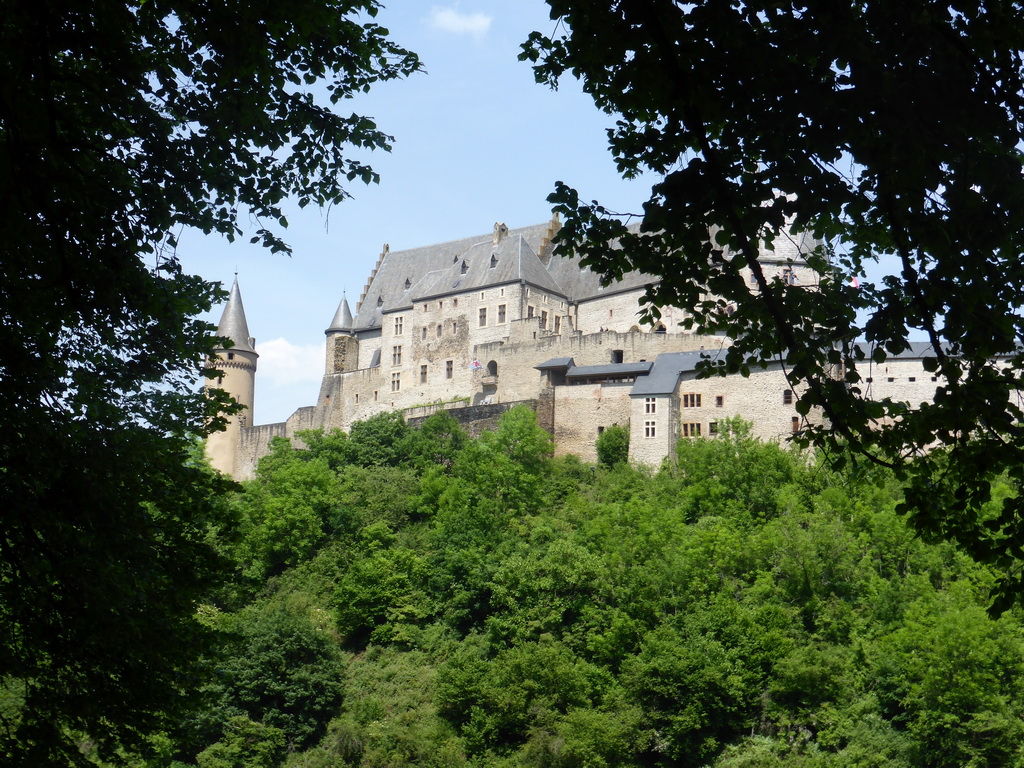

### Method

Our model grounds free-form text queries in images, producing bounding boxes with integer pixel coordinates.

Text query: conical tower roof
[215,277,255,352]
[326,294,354,333]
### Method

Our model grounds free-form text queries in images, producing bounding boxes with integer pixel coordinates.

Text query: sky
[177,1,657,425]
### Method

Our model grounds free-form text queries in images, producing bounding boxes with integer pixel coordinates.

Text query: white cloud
[426,6,492,40]
[256,338,324,389]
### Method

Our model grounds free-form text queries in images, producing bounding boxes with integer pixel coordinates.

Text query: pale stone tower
[325,294,357,374]
[206,278,258,476]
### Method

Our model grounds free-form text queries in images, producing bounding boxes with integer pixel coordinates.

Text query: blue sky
[178,1,657,425]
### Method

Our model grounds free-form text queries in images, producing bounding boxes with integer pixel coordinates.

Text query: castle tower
[206,278,259,477]
[325,294,357,374]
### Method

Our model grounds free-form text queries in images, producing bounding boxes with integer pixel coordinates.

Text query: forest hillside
[132,407,1024,767]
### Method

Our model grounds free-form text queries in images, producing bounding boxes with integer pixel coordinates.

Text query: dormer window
[404,277,412,290]
[490,254,498,268]
[376,296,383,307]
[460,261,468,275]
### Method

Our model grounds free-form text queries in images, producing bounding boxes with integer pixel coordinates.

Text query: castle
[206,214,946,479]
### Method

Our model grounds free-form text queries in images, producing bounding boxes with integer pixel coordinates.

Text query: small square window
[783,389,793,405]
[715,395,724,408]
[791,416,800,433]
[709,422,719,435]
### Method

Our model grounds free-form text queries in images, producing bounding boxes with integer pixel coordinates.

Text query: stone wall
[553,382,633,462]
[405,399,538,438]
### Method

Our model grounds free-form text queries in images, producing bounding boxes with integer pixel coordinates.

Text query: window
[608,309,614,318]
[453,297,458,307]
[645,421,657,438]
[439,300,443,309]
[715,395,724,408]
[541,310,548,329]
[782,268,798,285]
[555,316,561,334]
[436,324,442,337]
[682,422,702,437]
[597,426,605,435]
[480,291,485,300]
[527,306,535,319]
[392,345,402,366]
[355,393,359,404]
[421,327,427,340]
[460,261,468,275]
[373,390,378,401]
[490,254,498,268]
[500,287,505,297]
[791,416,800,433]
[394,316,404,335]
[645,397,656,414]
[423,303,429,311]
[404,278,411,289]
[420,364,427,384]
[709,422,719,435]
[391,372,401,392]
[452,321,457,334]
[227,352,234,360]
[479,307,487,327]
[498,304,506,323]
[887,376,895,382]
[446,360,454,379]
[909,377,916,382]
[611,349,624,364]
[682,393,702,408]
[783,389,793,405]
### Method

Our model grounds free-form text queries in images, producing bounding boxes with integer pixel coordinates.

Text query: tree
[522,1,1024,609]
[0,1,417,763]
[596,424,629,469]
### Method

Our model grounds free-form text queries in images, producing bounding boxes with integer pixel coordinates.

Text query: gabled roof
[215,278,255,352]
[416,235,564,300]
[351,221,557,329]
[630,350,724,395]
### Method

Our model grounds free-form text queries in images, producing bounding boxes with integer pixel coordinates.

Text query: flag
[468,359,483,371]
[851,276,860,289]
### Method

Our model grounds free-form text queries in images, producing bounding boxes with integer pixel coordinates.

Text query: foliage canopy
[0,1,417,763]
[157,409,1024,768]
[521,1,1024,608]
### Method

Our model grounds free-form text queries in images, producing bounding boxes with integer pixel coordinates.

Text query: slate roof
[351,221,555,330]
[347,217,819,332]
[216,278,255,352]
[326,296,354,333]
[566,362,654,380]
[630,350,726,396]
[535,357,575,371]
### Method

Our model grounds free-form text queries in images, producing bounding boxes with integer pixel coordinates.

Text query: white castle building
[206,215,946,479]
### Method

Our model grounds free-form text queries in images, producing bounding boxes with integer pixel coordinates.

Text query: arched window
[486,360,498,376]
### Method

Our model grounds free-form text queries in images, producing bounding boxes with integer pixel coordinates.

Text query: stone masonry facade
[208,215,959,480]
